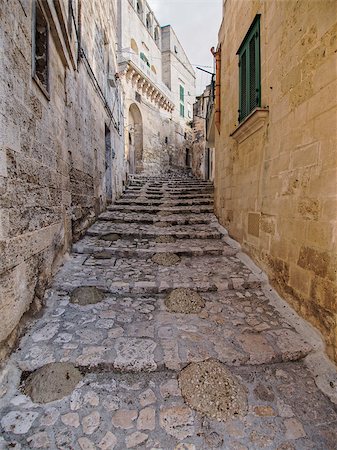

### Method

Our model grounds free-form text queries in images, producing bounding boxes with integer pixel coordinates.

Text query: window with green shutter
[179,84,185,117]
[180,103,185,118]
[180,85,185,102]
[237,15,261,123]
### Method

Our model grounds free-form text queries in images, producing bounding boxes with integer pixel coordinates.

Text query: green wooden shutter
[180,85,185,102]
[238,15,261,122]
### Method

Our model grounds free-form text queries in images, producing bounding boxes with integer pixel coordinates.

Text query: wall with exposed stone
[0,0,125,362]
[215,0,337,361]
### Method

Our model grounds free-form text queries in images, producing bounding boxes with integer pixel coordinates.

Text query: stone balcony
[118,50,174,113]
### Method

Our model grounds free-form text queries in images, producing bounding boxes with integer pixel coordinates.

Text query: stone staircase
[1,174,336,450]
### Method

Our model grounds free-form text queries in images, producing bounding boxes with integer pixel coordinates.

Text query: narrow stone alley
[0,174,336,449]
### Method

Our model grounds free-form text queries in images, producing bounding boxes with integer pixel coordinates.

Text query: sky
[147,0,222,97]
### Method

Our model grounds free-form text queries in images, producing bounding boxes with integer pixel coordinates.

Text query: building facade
[117,0,196,175]
[213,0,337,361]
[161,25,196,169]
[191,83,215,181]
[0,0,124,360]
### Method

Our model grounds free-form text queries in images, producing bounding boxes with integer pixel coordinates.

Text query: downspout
[211,46,221,133]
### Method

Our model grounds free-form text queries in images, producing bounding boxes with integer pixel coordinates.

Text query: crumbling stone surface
[154,222,171,228]
[100,233,121,242]
[165,288,206,313]
[70,286,105,305]
[152,252,180,266]
[179,360,248,421]
[22,363,83,403]
[155,235,176,244]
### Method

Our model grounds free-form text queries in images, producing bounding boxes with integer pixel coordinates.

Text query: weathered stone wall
[0,0,124,362]
[191,87,211,179]
[215,0,337,361]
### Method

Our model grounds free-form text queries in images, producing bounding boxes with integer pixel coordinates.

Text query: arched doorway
[128,103,143,174]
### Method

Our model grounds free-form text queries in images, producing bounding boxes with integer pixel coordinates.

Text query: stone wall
[215,0,337,361]
[0,0,125,362]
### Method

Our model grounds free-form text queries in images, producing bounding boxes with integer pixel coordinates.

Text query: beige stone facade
[118,0,195,175]
[0,0,125,361]
[192,84,215,180]
[214,0,337,361]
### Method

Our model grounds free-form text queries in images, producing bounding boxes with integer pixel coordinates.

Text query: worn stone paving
[1,174,337,450]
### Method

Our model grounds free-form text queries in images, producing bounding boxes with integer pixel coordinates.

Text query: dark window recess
[165,136,168,144]
[137,1,142,15]
[135,92,141,103]
[237,15,261,122]
[184,132,187,139]
[33,1,49,95]
[68,0,73,37]
[185,148,191,167]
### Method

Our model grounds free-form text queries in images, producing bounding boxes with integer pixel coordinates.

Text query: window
[180,104,185,118]
[180,85,185,102]
[137,0,142,15]
[140,52,150,68]
[146,13,152,31]
[32,1,49,96]
[179,84,185,118]
[237,15,261,122]
[131,38,139,54]
[135,92,141,103]
[174,45,178,54]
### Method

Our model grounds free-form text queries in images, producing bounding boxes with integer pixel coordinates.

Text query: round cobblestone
[179,359,248,421]
[165,288,205,313]
[22,363,83,404]
[152,253,180,266]
[70,286,105,305]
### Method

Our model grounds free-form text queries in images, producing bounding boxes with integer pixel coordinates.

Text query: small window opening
[33,1,49,95]
[137,0,142,15]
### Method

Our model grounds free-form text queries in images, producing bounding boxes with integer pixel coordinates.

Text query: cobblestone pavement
[1,175,337,450]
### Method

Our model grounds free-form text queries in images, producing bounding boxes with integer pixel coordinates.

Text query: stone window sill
[230,107,269,144]
[33,75,50,101]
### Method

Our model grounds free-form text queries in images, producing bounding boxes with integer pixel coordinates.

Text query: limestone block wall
[0,0,124,361]
[215,0,337,361]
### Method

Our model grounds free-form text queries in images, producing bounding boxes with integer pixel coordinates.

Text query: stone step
[107,205,214,214]
[15,287,312,373]
[98,211,213,226]
[123,193,214,199]
[115,199,214,207]
[86,228,222,241]
[73,237,236,259]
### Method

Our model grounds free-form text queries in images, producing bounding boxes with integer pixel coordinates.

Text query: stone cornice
[119,59,174,112]
[230,108,269,144]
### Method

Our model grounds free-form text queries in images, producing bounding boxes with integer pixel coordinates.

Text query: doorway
[128,103,143,174]
[105,124,113,202]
